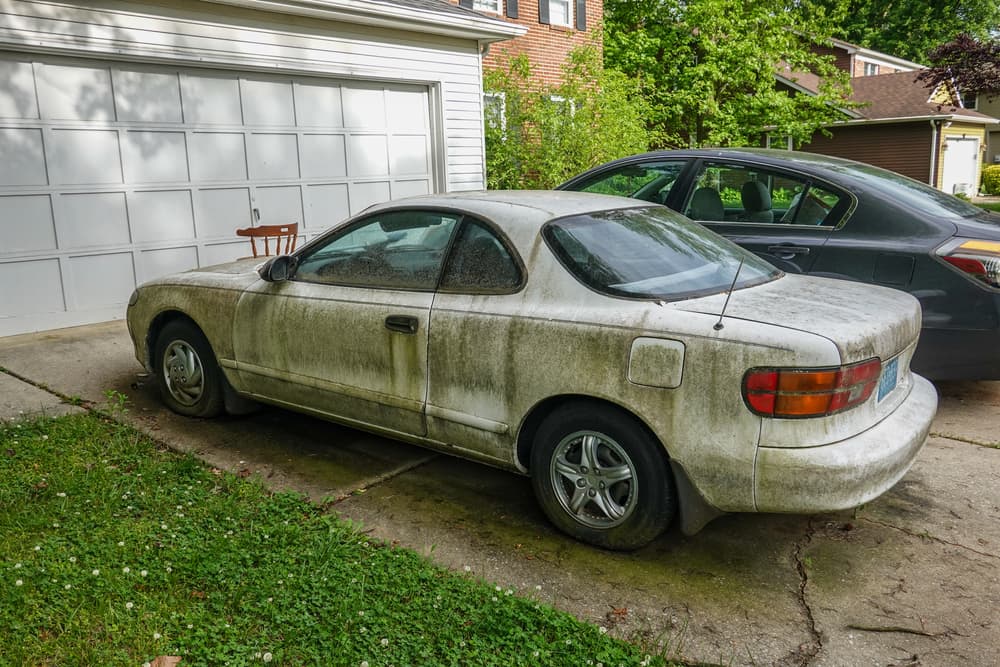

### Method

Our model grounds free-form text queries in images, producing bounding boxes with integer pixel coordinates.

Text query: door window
[294,211,460,290]
[684,162,845,226]
[569,161,686,204]
[440,219,522,292]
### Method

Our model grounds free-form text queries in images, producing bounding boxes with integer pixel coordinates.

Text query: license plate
[877,357,899,402]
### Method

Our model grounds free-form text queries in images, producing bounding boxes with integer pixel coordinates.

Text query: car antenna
[714,257,745,331]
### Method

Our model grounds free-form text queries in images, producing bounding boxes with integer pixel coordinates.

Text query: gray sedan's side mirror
[258,255,296,282]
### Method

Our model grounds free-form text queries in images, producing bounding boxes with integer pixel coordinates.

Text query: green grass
[976,201,1000,212]
[0,412,670,667]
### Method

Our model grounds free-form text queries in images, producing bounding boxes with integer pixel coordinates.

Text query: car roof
[362,189,653,225]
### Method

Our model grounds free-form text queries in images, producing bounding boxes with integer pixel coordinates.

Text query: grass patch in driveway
[976,201,1000,212]
[0,412,668,667]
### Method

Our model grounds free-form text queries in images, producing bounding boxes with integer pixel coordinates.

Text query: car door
[675,160,851,275]
[231,209,461,437]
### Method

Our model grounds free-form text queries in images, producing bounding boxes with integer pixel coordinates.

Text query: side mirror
[258,255,296,282]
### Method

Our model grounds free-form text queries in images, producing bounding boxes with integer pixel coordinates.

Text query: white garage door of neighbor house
[0,55,436,337]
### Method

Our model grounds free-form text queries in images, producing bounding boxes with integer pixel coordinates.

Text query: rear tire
[530,403,676,550]
[154,320,225,418]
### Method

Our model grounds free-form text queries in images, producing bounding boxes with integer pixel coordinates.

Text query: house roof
[203,0,525,42]
[826,38,924,72]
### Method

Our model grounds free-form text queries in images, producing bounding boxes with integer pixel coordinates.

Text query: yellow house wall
[936,123,987,192]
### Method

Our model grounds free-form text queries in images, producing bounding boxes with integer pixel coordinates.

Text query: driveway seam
[930,431,1000,449]
[861,516,1000,561]
[1,366,90,408]
[325,454,440,505]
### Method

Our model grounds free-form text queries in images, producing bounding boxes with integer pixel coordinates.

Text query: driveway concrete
[2,321,998,666]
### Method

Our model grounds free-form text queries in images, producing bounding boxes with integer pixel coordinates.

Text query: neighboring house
[777,39,998,195]
[964,92,1000,167]
[0,0,523,337]
[456,0,603,87]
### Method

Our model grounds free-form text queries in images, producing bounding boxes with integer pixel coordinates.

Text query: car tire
[154,320,225,418]
[530,403,676,550]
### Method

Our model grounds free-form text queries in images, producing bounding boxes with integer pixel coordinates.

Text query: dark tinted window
[440,219,521,292]
[570,161,686,204]
[294,211,459,290]
[544,206,779,300]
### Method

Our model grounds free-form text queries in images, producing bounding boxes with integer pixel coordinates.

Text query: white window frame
[548,0,573,28]
[484,91,506,129]
[473,0,501,14]
[863,62,879,76]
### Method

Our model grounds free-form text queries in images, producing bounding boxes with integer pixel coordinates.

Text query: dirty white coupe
[127,191,937,549]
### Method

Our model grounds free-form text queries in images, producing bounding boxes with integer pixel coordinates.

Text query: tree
[604,0,855,149]
[916,33,1000,99]
[483,46,651,189]
[815,0,1000,64]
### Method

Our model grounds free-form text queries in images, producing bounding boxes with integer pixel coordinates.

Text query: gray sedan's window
[571,161,686,204]
[439,219,521,292]
[294,211,460,290]
[544,207,780,300]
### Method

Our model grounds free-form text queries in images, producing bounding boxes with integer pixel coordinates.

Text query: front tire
[530,403,676,550]
[154,320,225,418]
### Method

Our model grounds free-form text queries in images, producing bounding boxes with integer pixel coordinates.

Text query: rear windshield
[543,206,780,300]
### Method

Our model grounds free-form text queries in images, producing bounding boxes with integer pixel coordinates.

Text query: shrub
[982,164,1000,196]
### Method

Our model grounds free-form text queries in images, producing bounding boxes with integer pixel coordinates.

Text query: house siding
[801,122,933,183]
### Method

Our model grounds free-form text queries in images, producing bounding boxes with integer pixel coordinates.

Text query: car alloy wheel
[549,430,639,529]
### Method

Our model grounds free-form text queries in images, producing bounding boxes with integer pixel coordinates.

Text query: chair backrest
[687,187,725,221]
[236,223,298,258]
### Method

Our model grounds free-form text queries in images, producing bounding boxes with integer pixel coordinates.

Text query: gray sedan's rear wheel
[530,403,675,550]
[154,320,224,418]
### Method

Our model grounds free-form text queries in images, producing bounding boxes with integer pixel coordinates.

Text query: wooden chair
[236,223,298,258]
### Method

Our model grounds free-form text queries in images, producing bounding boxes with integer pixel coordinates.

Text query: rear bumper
[754,374,937,513]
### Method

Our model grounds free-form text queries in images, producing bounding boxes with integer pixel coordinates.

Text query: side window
[684,162,844,226]
[571,161,686,204]
[294,211,460,290]
[440,219,521,292]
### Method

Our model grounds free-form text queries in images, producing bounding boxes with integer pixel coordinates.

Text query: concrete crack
[929,431,1000,449]
[782,517,822,667]
[861,516,1000,561]
[325,454,439,506]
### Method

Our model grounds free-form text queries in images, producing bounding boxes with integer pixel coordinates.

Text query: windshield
[544,206,780,300]
[824,160,983,219]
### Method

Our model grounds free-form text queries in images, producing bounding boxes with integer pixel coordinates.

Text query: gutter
[826,114,1000,128]
[201,0,526,42]
[929,119,939,186]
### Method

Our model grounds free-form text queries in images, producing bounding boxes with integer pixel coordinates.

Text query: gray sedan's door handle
[767,244,811,260]
[385,315,418,334]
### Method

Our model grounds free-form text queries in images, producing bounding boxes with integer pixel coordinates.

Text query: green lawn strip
[0,413,670,667]
[976,201,1000,212]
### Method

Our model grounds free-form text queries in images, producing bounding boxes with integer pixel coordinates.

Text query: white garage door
[0,54,436,336]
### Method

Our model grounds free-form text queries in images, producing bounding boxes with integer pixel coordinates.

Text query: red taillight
[742,358,882,418]
[939,240,1000,288]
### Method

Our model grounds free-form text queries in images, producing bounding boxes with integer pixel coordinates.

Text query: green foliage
[484,45,650,189]
[0,414,671,666]
[815,0,1000,64]
[982,165,1000,196]
[603,0,856,149]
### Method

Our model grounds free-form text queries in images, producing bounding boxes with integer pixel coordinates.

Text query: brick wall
[453,0,603,87]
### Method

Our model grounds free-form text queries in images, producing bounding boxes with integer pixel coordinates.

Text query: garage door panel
[249,133,300,180]
[113,69,183,123]
[0,128,47,185]
[254,186,303,226]
[306,183,350,230]
[140,246,198,283]
[201,241,247,266]
[242,79,295,126]
[348,135,388,177]
[36,63,114,121]
[349,181,390,215]
[196,188,252,238]
[129,190,195,243]
[124,131,189,183]
[301,134,347,178]
[2,195,55,252]
[387,89,428,131]
[189,132,247,181]
[294,81,343,127]
[391,179,431,199]
[57,192,130,249]
[390,135,429,175]
[49,129,122,185]
[342,85,386,129]
[0,61,39,119]
[0,259,64,316]
[180,74,242,125]
[68,253,135,310]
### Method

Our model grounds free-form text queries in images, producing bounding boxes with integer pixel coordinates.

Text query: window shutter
[575,0,586,30]
[459,0,473,8]
[538,0,550,24]
[506,0,518,19]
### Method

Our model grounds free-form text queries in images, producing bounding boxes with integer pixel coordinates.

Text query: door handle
[767,244,811,260]
[385,315,418,334]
